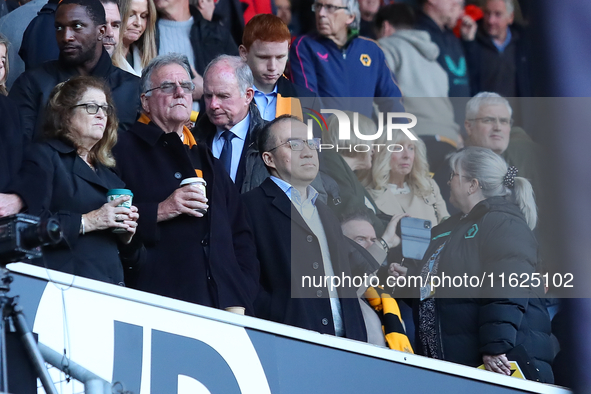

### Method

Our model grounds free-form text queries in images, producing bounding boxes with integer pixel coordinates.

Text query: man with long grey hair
[113,53,260,315]
[289,0,403,120]
[195,54,267,193]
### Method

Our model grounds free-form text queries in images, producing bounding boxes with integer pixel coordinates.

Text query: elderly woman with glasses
[408,147,555,383]
[0,76,141,285]
[0,33,9,96]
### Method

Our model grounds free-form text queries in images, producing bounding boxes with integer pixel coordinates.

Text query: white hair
[203,55,254,97]
[465,92,513,121]
[141,53,191,94]
[488,0,514,15]
[344,0,361,30]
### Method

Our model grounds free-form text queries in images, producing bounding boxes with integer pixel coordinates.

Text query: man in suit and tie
[195,55,267,193]
[241,115,367,341]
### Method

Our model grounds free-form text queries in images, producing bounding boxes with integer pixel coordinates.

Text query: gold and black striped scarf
[365,286,414,353]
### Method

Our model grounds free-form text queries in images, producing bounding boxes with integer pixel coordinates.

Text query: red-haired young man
[239,14,319,122]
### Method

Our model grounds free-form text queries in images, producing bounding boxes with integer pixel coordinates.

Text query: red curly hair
[242,14,292,50]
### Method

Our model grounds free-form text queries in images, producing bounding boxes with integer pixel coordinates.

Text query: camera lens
[424,221,430,229]
[20,218,62,249]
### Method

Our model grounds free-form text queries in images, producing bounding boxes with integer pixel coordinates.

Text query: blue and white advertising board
[7,263,569,394]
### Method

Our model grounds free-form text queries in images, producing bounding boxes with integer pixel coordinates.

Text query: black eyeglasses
[268,138,321,152]
[72,103,113,116]
[145,81,196,95]
[467,116,513,127]
[311,2,348,13]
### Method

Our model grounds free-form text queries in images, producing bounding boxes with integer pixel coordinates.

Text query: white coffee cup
[180,177,207,213]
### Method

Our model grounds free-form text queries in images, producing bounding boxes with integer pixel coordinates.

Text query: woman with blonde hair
[363,130,449,225]
[0,34,9,95]
[112,0,157,76]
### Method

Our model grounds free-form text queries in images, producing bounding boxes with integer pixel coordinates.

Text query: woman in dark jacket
[1,76,141,285]
[412,147,554,383]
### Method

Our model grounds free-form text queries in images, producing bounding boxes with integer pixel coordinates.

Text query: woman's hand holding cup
[83,196,134,233]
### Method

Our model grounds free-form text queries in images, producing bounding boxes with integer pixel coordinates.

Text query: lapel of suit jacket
[234,121,251,189]
[261,178,312,234]
[235,103,264,188]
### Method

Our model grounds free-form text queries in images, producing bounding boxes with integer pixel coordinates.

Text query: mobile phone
[399,217,432,260]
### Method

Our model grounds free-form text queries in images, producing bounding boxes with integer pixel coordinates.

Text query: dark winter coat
[113,117,259,313]
[8,139,142,284]
[0,95,23,191]
[467,25,532,97]
[242,178,367,341]
[409,196,555,383]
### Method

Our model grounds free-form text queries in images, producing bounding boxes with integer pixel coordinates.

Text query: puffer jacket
[409,196,555,383]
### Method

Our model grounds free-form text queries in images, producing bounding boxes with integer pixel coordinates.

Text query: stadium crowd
[0,0,565,387]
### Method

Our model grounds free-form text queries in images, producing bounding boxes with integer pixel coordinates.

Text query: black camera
[0,214,62,264]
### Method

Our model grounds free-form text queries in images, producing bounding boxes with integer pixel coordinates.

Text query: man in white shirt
[241,115,367,340]
[195,55,266,192]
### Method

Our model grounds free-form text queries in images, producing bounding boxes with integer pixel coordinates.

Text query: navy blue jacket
[19,0,59,70]
[290,33,403,119]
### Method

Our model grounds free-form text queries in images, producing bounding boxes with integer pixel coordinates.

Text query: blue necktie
[219,130,236,177]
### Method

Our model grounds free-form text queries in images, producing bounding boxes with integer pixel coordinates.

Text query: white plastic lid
[180,177,207,187]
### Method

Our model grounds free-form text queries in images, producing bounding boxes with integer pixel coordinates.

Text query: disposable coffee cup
[225,306,245,315]
[107,189,133,233]
[180,177,207,214]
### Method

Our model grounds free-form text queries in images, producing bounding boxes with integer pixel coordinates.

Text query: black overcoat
[113,119,260,313]
[8,139,133,284]
[0,95,23,190]
[242,178,367,341]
